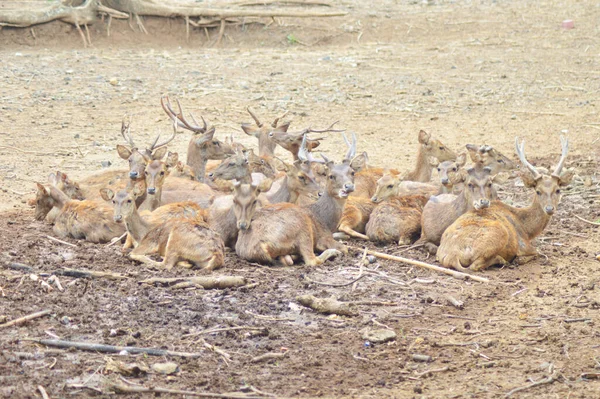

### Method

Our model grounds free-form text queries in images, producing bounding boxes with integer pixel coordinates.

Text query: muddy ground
[1,0,600,398]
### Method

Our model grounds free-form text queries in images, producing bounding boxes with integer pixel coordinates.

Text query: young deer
[436,137,573,271]
[365,194,429,245]
[268,120,343,160]
[102,188,223,270]
[466,144,517,175]
[404,130,457,182]
[31,171,85,223]
[235,137,357,266]
[35,183,125,243]
[418,167,500,254]
[161,96,234,182]
[241,107,291,157]
[266,159,320,204]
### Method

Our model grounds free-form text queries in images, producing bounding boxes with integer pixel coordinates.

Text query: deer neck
[510,195,552,240]
[209,204,238,248]
[125,208,150,243]
[267,176,292,204]
[306,190,346,232]
[258,134,276,157]
[126,179,147,209]
[48,186,70,209]
[186,140,207,182]
[406,146,432,182]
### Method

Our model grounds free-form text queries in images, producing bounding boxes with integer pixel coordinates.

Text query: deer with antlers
[161,95,234,182]
[241,107,291,157]
[436,136,573,271]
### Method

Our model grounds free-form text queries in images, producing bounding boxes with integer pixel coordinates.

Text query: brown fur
[404,130,457,182]
[365,195,428,245]
[241,107,291,157]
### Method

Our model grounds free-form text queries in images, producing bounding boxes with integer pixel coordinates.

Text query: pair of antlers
[120,111,177,154]
[297,131,357,164]
[515,136,568,180]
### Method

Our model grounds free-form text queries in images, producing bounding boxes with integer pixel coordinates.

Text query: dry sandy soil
[1,0,600,398]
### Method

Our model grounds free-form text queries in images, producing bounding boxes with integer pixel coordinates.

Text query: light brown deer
[466,144,517,175]
[31,171,85,223]
[365,195,429,245]
[241,107,291,157]
[436,137,573,271]
[35,183,125,243]
[161,95,234,182]
[268,120,343,160]
[166,151,196,180]
[404,130,457,182]
[102,188,223,270]
[417,167,500,254]
[235,138,357,266]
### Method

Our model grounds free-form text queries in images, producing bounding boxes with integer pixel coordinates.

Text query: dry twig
[0,309,51,329]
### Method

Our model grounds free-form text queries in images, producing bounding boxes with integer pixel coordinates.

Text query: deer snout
[544,205,555,215]
[474,199,490,210]
[441,177,449,185]
[344,183,355,193]
[371,196,380,203]
[129,171,139,179]
[114,214,123,222]
[238,221,248,231]
[208,172,215,179]
[147,187,156,195]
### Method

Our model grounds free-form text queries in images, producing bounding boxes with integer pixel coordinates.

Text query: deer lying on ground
[365,194,429,245]
[417,167,500,254]
[466,144,517,175]
[102,188,224,270]
[32,172,85,223]
[241,107,291,157]
[35,180,125,243]
[161,95,234,182]
[235,136,358,266]
[436,137,573,271]
[337,155,467,240]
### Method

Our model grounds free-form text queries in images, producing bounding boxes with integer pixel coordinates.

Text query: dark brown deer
[35,182,125,243]
[102,188,223,270]
[161,95,234,182]
[235,136,357,266]
[436,136,573,271]
[417,167,500,254]
[241,107,291,157]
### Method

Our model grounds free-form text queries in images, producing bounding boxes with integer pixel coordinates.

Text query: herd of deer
[31,96,574,274]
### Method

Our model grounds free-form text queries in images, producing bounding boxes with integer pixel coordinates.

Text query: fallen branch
[251,352,286,363]
[6,262,33,272]
[108,380,268,398]
[55,268,128,280]
[140,276,246,289]
[182,326,266,339]
[349,247,489,283]
[414,366,450,379]
[0,309,51,329]
[574,215,600,226]
[446,295,464,309]
[37,386,50,399]
[46,235,77,248]
[504,373,557,398]
[304,274,366,287]
[24,339,202,358]
[296,295,357,316]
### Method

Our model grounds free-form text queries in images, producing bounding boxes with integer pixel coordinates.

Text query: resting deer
[404,130,457,182]
[417,167,500,254]
[161,96,234,182]
[34,182,125,243]
[235,135,358,266]
[365,194,429,245]
[436,136,573,271]
[166,151,195,180]
[268,120,343,160]
[466,144,517,175]
[32,172,85,223]
[241,107,291,157]
[102,188,223,270]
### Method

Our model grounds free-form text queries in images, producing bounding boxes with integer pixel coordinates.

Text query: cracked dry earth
[1,0,600,398]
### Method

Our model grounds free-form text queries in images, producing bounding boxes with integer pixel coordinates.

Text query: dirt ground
[1,0,600,398]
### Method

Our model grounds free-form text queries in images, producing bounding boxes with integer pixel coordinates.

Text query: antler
[161,95,207,134]
[297,133,310,162]
[343,131,357,161]
[246,107,263,127]
[148,116,178,152]
[272,110,289,128]
[551,135,569,178]
[289,120,344,136]
[515,137,542,181]
[121,115,136,148]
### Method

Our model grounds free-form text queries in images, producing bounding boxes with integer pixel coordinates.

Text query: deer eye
[214,141,219,145]
[112,200,115,204]
[351,171,355,176]
[387,185,393,189]
[468,183,474,189]
[252,200,258,205]
[536,191,541,196]
[556,189,561,194]
[229,162,235,166]
[144,171,148,175]
[299,175,306,181]
[439,146,445,150]
[452,168,457,172]
[127,199,132,203]
[437,168,441,172]
[160,171,165,176]
[498,159,504,163]
[329,175,334,180]
[488,183,492,187]
[261,160,265,164]
[128,159,132,164]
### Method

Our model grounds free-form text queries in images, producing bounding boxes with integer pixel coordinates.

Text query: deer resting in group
[436,136,573,271]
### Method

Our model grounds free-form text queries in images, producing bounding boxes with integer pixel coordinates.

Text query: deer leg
[471,255,508,272]
[135,14,148,34]
[122,233,134,251]
[277,255,294,266]
[338,224,369,240]
[513,255,537,266]
[398,235,412,246]
[424,242,438,255]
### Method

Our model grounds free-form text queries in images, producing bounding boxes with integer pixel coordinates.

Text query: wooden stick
[304,274,366,287]
[0,309,51,329]
[251,352,286,363]
[46,235,77,248]
[349,246,489,283]
[182,326,266,339]
[575,214,600,226]
[504,373,557,398]
[141,276,246,289]
[55,268,128,280]
[25,339,203,358]
[37,386,50,399]
[109,381,268,398]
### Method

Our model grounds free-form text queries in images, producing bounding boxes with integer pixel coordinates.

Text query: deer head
[516,136,573,216]
[466,144,517,174]
[101,186,143,223]
[418,130,457,162]
[232,180,272,231]
[371,172,400,203]
[463,167,499,210]
[241,107,291,157]
[144,159,170,196]
[436,153,467,188]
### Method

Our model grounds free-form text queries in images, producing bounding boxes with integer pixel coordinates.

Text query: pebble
[101,160,112,168]
[151,362,179,375]
[362,329,397,344]
[109,77,118,86]
[562,19,574,30]
[367,255,377,264]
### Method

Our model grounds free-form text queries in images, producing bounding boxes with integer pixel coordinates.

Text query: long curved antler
[515,137,542,181]
[551,135,569,178]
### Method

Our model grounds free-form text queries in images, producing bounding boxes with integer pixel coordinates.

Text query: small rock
[152,362,179,375]
[74,134,80,139]
[66,69,74,74]
[511,115,517,120]
[367,255,377,264]
[109,329,118,337]
[29,274,39,281]
[362,329,397,344]
[15,52,23,57]
[118,350,129,356]
[61,251,74,261]
[562,19,574,29]
[60,316,71,325]
[109,77,118,86]
[101,160,112,168]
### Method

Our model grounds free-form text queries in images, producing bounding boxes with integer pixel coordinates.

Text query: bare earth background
[1,0,600,398]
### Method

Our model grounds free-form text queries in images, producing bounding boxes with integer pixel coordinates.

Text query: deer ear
[36,183,47,194]
[99,188,114,201]
[492,172,509,185]
[257,178,273,193]
[241,123,260,138]
[47,173,57,184]
[152,146,168,161]
[205,127,216,141]
[117,145,132,160]
[132,184,144,198]
[456,152,467,167]
[418,130,430,145]
[350,152,368,172]
[519,170,538,188]
[557,168,575,186]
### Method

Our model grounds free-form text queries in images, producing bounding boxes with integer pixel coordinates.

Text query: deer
[241,107,291,157]
[403,129,457,182]
[34,181,125,243]
[466,144,517,175]
[101,188,223,271]
[31,171,85,223]
[166,151,196,180]
[234,135,358,266]
[365,194,430,245]
[268,120,343,160]
[161,95,234,182]
[436,136,573,271]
